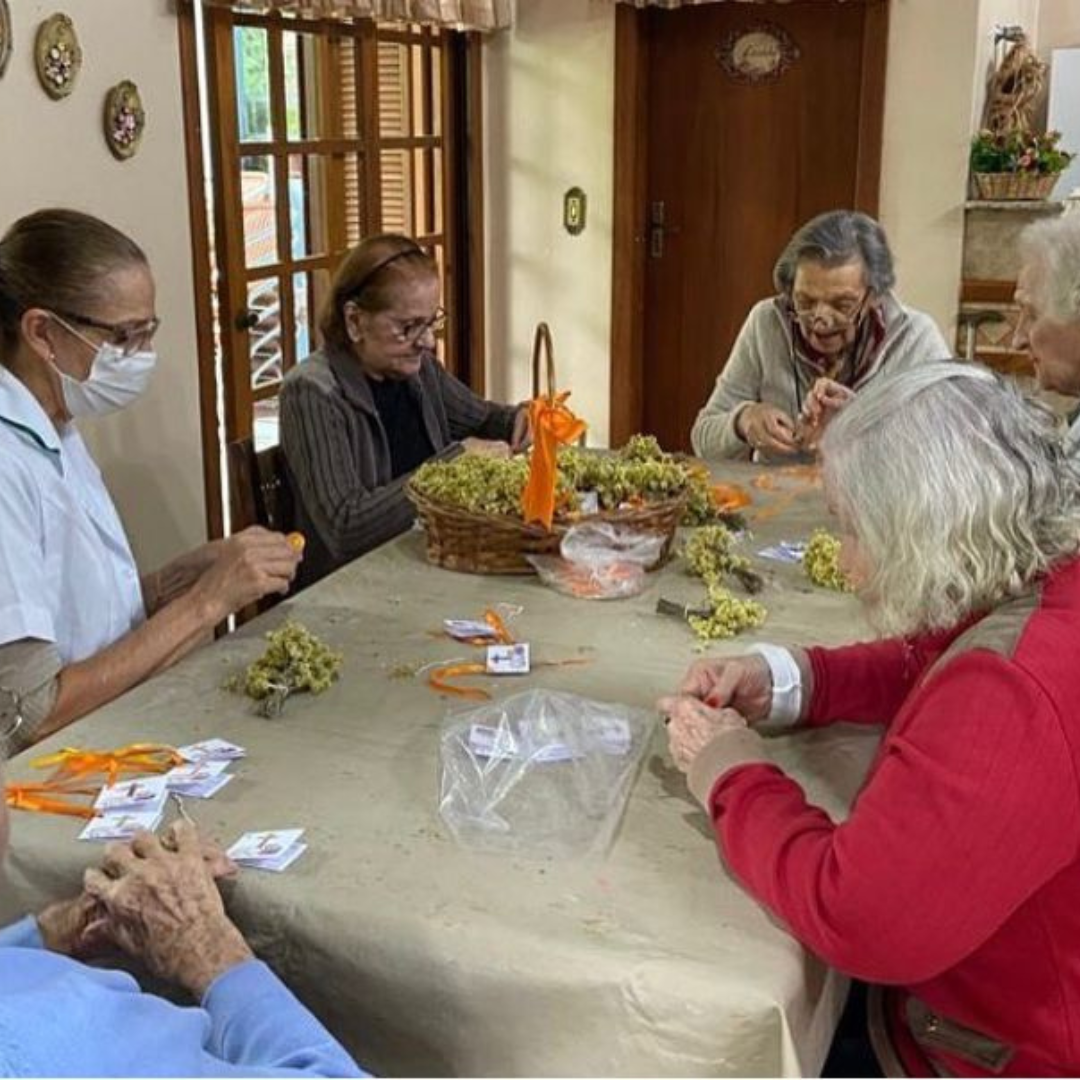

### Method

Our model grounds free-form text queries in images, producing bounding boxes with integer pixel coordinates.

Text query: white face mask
[54,341,157,418]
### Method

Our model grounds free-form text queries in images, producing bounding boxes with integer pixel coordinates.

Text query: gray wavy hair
[1018,213,1080,324]
[773,210,896,296]
[820,361,1080,637]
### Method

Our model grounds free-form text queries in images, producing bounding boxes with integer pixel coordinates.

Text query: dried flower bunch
[803,529,851,592]
[678,525,766,642]
[227,620,343,717]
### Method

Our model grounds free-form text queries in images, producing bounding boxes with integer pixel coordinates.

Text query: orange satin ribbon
[521,391,587,530]
[427,662,491,700]
[30,743,182,786]
[6,743,184,819]
[5,783,99,819]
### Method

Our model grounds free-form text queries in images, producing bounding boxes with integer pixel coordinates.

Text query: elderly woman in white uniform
[0,209,301,751]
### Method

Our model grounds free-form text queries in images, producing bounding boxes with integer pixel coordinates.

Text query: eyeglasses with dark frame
[50,308,161,358]
[384,306,447,346]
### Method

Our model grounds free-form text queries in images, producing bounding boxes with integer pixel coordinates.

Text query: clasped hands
[737,377,855,456]
[37,820,252,998]
[658,652,773,773]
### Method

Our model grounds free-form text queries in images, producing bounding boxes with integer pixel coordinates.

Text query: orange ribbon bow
[521,391,587,531]
[5,743,183,819]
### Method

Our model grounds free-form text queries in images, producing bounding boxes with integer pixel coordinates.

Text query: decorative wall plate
[0,0,13,81]
[35,13,81,99]
[716,23,800,85]
[104,80,146,160]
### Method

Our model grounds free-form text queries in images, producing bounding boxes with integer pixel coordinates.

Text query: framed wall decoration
[104,80,145,160]
[715,23,800,86]
[0,0,13,81]
[34,13,81,99]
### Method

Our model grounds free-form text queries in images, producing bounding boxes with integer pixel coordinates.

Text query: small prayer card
[486,643,531,675]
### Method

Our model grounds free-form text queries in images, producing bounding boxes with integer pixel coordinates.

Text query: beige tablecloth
[0,464,880,1077]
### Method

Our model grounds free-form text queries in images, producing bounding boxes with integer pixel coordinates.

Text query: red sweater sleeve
[709,651,1078,984]
[805,626,965,728]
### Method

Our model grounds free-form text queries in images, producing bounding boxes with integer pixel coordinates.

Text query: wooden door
[612,0,888,451]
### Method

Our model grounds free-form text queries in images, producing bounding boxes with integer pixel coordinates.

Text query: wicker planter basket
[407,322,687,575]
[408,483,687,575]
[972,171,1060,200]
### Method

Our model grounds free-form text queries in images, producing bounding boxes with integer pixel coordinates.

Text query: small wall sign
[564,187,587,236]
[35,13,82,99]
[716,23,800,85]
[104,80,146,161]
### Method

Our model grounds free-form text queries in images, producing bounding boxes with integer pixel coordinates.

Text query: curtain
[200,0,511,31]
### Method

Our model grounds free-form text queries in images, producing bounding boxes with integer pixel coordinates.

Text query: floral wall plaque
[35,13,81,99]
[104,80,146,160]
[0,0,13,81]
[716,23,800,86]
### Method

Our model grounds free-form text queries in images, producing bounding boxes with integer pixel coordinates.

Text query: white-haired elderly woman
[662,362,1080,1076]
[1015,212,1080,452]
[690,210,949,460]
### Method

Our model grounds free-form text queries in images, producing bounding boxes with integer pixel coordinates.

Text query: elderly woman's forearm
[41,592,222,737]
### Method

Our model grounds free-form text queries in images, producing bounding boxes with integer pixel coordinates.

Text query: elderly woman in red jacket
[661,362,1080,1077]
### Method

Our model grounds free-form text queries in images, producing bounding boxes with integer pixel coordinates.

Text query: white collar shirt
[0,367,144,663]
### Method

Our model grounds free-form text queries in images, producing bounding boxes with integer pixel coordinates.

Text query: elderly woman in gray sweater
[691,210,949,460]
[281,234,528,587]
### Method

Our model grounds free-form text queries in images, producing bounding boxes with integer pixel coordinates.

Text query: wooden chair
[226,438,296,621]
[227,438,295,534]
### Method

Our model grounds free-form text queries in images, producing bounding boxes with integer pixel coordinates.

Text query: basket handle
[531,322,556,399]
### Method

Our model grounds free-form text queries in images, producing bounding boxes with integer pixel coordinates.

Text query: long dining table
[0,462,881,1077]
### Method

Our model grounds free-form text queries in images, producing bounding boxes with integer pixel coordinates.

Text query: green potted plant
[970,129,1074,200]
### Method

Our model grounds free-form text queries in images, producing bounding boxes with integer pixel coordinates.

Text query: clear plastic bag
[527,523,667,600]
[438,689,656,858]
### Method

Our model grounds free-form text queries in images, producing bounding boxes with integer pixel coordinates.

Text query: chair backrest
[227,438,295,534]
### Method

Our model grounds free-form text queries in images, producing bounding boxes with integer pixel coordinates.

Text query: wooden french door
[610,0,889,451]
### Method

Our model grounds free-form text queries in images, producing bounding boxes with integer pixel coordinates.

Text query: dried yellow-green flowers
[410,434,727,525]
[687,582,767,643]
[228,619,343,717]
[803,529,852,592]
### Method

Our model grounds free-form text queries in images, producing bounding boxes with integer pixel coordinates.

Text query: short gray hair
[773,210,896,296]
[1018,213,1080,324]
[820,361,1080,637]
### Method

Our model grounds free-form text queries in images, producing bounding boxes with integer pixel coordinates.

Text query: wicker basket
[407,322,687,574]
[972,171,1060,200]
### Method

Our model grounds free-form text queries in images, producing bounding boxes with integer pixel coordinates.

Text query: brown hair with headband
[320,233,438,351]
[0,209,148,361]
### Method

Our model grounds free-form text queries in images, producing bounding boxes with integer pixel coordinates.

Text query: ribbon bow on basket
[521,323,587,531]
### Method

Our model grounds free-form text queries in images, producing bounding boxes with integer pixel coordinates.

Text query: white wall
[878,0,980,338]
[484,0,980,443]
[483,0,615,447]
[0,0,206,570]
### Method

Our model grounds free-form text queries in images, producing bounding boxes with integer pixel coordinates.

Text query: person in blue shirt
[0,798,365,1077]
[0,209,303,752]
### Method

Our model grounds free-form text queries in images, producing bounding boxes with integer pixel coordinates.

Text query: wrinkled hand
[193,526,302,623]
[673,653,773,723]
[737,403,800,456]
[83,822,252,997]
[36,892,111,958]
[510,407,532,453]
[658,696,748,773]
[798,377,855,450]
[462,437,511,459]
[159,820,239,881]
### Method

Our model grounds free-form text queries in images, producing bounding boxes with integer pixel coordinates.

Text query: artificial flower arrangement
[970,129,1074,200]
